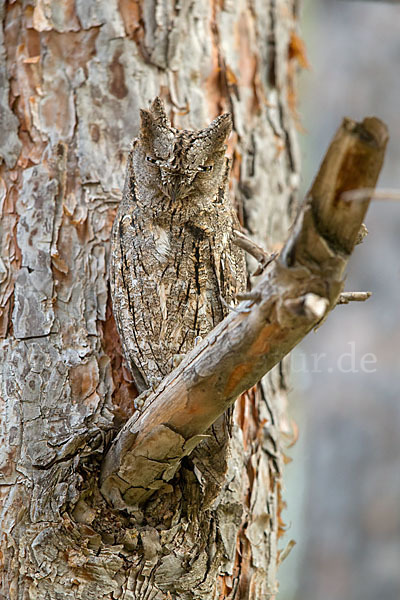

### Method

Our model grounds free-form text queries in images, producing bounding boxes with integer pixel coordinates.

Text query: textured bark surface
[0,1,300,599]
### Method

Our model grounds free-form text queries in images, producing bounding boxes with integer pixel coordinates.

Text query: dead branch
[100,116,388,508]
[337,291,372,304]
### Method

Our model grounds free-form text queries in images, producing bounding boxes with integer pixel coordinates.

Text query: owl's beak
[169,179,182,202]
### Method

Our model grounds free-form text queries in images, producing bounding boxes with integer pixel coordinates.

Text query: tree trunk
[0,1,300,598]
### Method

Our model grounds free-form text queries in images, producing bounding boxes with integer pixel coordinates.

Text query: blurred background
[280,1,400,599]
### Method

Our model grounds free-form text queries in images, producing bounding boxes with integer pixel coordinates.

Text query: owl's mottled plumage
[110,97,246,393]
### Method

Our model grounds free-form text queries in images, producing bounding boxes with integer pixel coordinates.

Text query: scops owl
[110,97,246,394]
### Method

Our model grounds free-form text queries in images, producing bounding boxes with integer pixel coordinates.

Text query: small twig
[341,188,400,203]
[337,291,372,304]
[252,252,278,276]
[219,295,252,314]
[235,291,262,302]
[232,230,278,275]
[356,223,368,245]
[277,539,296,565]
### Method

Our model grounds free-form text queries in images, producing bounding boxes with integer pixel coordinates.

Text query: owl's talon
[134,389,153,411]
[171,353,186,369]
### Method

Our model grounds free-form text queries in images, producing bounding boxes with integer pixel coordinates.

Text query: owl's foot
[134,388,153,411]
[170,353,186,369]
[170,338,201,371]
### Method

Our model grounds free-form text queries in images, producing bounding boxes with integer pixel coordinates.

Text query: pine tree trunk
[0,1,300,598]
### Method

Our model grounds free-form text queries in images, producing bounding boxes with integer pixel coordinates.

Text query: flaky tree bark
[0,2,387,600]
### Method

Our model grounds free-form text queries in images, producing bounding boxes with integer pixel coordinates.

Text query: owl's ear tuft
[149,97,170,126]
[140,97,170,135]
[139,98,173,154]
[200,113,232,147]
[184,113,232,166]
